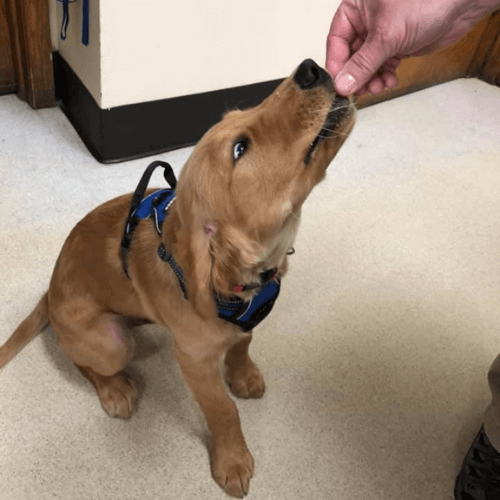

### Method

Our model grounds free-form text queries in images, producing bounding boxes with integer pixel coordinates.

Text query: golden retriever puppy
[0,59,355,498]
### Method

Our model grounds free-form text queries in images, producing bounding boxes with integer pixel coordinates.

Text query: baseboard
[52,52,284,164]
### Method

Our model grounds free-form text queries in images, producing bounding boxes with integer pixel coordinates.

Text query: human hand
[326,0,500,96]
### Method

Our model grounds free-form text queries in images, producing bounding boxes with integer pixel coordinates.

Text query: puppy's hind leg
[77,364,136,419]
[53,313,137,419]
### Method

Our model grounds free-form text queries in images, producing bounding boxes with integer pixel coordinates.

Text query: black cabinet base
[52,52,283,164]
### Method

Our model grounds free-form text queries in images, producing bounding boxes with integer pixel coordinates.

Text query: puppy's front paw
[211,443,254,498]
[225,359,265,399]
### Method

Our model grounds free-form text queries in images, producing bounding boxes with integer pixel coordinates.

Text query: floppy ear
[179,221,264,318]
[182,223,218,320]
[172,137,264,315]
[171,149,220,320]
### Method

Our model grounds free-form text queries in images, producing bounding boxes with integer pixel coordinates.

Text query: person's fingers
[367,77,385,95]
[326,8,358,78]
[352,69,398,97]
[328,3,362,44]
[334,35,394,95]
[352,36,364,52]
[326,35,351,78]
[382,56,402,73]
[326,4,366,79]
[355,84,368,97]
[381,71,398,89]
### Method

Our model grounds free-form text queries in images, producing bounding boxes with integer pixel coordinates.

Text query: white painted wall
[50,0,341,109]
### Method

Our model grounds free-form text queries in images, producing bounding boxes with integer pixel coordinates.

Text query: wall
[50,0,341,109]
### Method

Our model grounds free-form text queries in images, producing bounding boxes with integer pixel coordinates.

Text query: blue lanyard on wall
[58,0,89,46]
[82,0,89,45]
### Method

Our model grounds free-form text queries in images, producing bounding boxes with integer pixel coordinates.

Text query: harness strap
[127,161,177,218]
[157,244,188,297]
[216,279,281,332]
[121,161,176,278]
[159,246,280,333]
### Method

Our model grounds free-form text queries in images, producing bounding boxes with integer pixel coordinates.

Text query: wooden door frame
[6,0,55,109]
[0,0,17,94]
[468,10,500,86]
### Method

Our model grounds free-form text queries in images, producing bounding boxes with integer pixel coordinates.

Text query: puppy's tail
[0,292,49,370]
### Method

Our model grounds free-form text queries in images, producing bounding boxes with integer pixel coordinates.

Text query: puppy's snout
[334,93,351,106]
[294,59,329,90]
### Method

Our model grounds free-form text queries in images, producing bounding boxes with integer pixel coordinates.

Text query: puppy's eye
[233,140,248,161]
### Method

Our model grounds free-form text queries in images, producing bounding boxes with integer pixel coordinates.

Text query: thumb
[334,38,392,95]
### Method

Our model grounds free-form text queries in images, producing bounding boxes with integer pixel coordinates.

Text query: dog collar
[121,161,282,332]
[157,243,281,332]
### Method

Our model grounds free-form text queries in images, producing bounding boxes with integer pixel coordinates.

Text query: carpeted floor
[1,78,500,499]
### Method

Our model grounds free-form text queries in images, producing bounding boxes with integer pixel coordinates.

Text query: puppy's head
[175,59,355,309]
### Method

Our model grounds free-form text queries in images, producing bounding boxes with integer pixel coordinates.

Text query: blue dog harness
[121,161,281,332]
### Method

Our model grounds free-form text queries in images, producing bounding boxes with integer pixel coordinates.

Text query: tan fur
[0,62,355,498]
[0,293,49,369]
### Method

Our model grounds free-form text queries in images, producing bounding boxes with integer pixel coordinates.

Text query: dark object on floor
[455,426,500,499]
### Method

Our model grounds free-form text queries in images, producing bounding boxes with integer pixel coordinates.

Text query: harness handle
[127,161,176,217]
[121,161,177,278]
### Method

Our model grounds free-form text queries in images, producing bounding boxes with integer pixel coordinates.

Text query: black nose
[294,59,329,90]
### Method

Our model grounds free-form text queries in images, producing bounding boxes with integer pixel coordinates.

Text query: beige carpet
[1,78,500,499]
